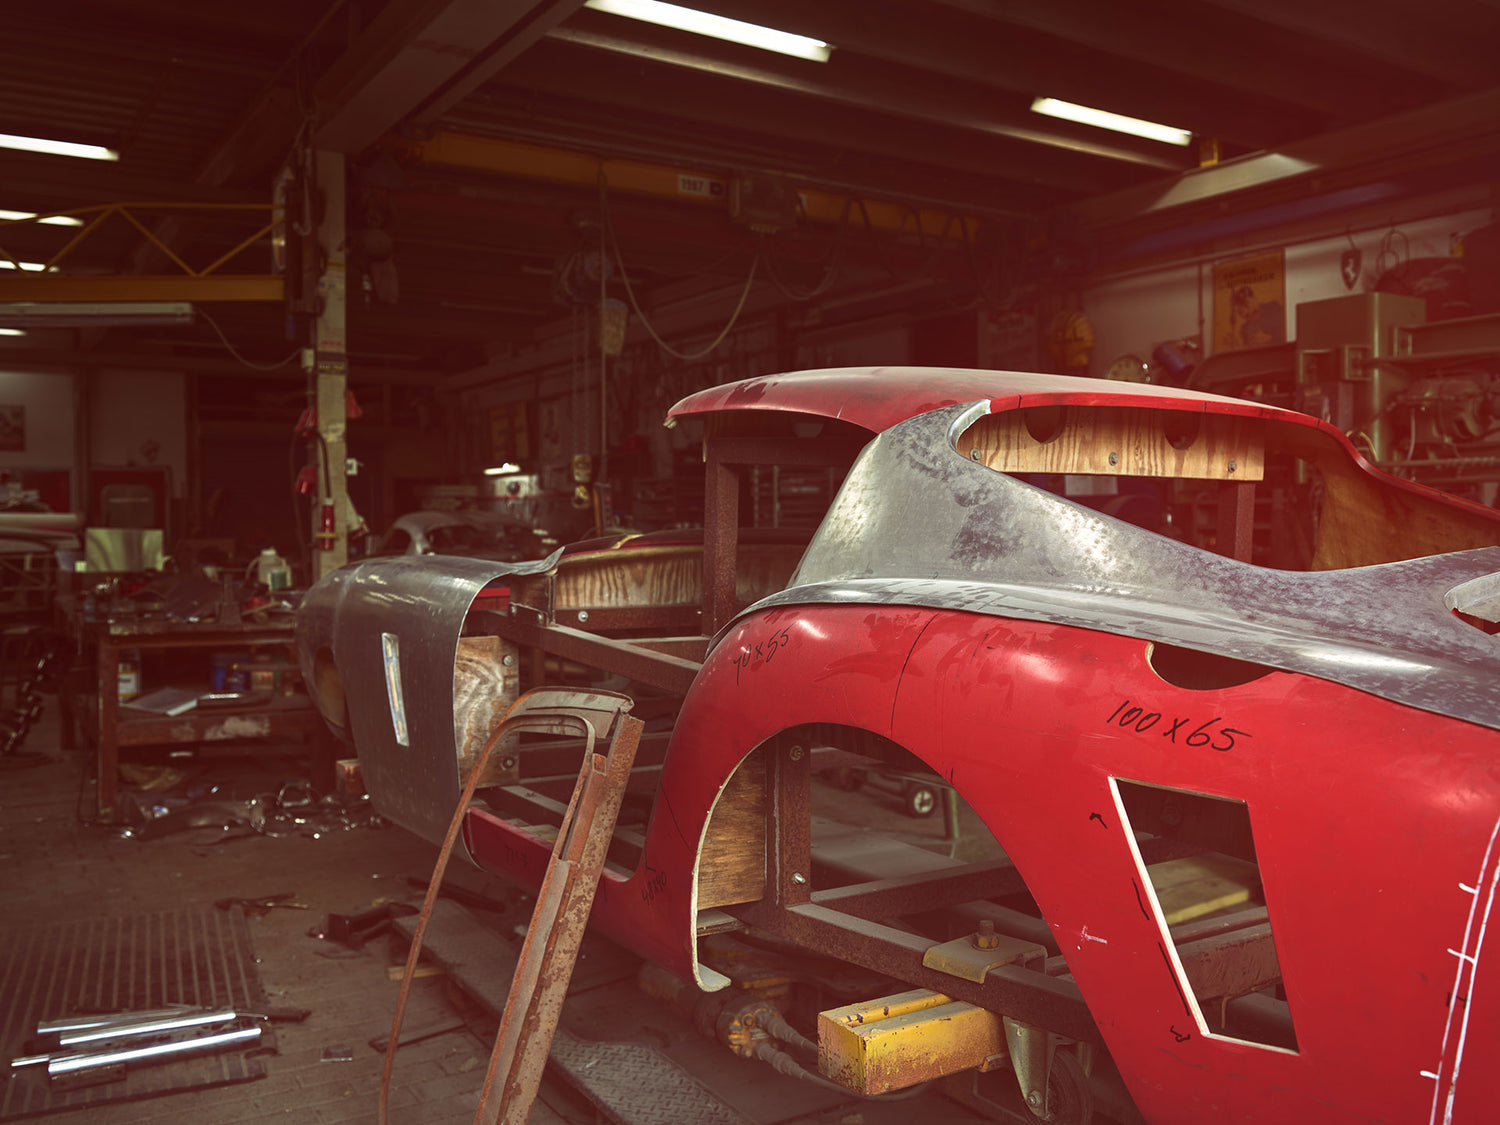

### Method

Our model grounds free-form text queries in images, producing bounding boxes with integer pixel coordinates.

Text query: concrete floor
[1,702,1009,1124]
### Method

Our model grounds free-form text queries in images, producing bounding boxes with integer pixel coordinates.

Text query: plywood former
[453,635,520,788]
[697,748,766,909]
[553,544,803,613]
[556,548,701,609]
[1310,455,1500,569]
[959,405,1264,481]
[1265,419,1500,569]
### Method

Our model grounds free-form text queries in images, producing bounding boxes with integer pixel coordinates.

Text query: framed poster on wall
[0,405,23,452]
[1212,251,1287,353]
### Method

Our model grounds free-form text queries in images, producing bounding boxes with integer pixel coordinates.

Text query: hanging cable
[197,307,301,371]
[599,173,760,362]
[759,230,840,302]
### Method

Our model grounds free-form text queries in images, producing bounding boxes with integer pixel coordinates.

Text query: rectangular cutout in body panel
[1113,778,1297,1052]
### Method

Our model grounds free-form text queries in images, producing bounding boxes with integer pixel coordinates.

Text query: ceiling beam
[496,42,1156,200]
[0,341,441,383]
[700,0,1318,151]
[1067,88,1500,257]
[0,151,266,211]
[391,129,998,244]
[313,0,585,153]
[547,16,1189,172]
[0,275,283,302]
[931,0,1444,122]
[1193,0,1499,89]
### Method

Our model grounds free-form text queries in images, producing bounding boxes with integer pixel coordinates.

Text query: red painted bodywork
[669,366,1500,523]
[447,369,1500,1123]
[668,366,1295,431]
[467,601,1500,1124]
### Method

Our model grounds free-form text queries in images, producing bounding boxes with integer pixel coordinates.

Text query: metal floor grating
[0,905,270,1120]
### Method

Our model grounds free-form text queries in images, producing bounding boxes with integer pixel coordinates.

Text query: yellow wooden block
[819,989,1005,1095]
[386,963,445,982]
[1147,855,1261,924]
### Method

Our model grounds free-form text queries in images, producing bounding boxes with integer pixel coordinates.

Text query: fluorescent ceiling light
[583,0,831,61]
[0,301,194,327]
[0,208,83,227]
[0,132,118,162]
[1031,97,1191,147]
[0,260,47,271]
[0,328,24,337]
[484,463,522,476]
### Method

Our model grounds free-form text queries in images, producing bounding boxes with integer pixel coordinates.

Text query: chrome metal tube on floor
[36,1005,201,1035]
[46,1021,263,1080]
[57,1007,240,1046]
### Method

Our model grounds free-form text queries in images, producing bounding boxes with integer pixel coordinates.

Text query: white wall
[89,369,187,498]
[0,368,73,471]
[1082,206,1494,376]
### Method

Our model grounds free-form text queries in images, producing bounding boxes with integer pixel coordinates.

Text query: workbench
[58,598,328,820]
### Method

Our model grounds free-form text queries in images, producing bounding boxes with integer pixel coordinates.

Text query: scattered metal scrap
[0,629,67,760]
[214,892,309,917]
[9,1006,276,1089]
[310,901,419,950]
[118,778,386,842]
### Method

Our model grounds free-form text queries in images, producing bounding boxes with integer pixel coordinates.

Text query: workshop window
[1111,778,1298,1053]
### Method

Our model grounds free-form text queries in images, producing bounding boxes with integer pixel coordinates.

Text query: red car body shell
[347,368,1499,1125]
[467,598,1500,1124]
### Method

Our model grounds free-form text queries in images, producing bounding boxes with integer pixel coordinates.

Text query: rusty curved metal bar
[378,688,639,1125]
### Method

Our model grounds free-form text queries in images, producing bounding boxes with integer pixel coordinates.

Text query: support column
[701,445,739,635]
[312,150,349,581]
[1216,480,1256,563]
[72,368,92,519]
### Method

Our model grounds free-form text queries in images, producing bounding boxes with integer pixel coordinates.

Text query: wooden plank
[556,550,701,609]
[115,700,323,746]
[454,635,519,788]
[1311,452,1500,568]
[697,749,766,909]
[1146,855,1261,925]
[1216,480,1257,561]
[1177,922,1283,1009]
[554,544,803,614]
[959,406,1264,481]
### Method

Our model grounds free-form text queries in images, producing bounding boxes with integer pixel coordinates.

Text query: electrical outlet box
[730,174,798,233]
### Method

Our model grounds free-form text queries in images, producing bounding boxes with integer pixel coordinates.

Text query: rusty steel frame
[701,433,865,635]
[380,689,642,1125]
[547,605,703,635]
[811,860,1030,920]
[730,899,1101,1045]
[717,732,1276,1054]
[722,735,1104,1045]
[485,614,701,695]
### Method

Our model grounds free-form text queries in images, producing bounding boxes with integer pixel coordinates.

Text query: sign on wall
[488,402,530,464]
[0,405,23,451]
[1212,251,1286,353]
